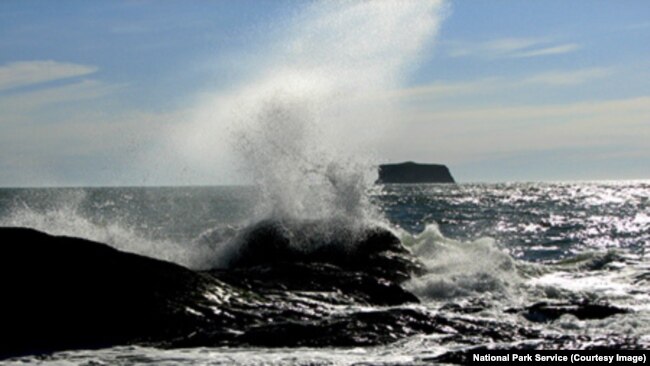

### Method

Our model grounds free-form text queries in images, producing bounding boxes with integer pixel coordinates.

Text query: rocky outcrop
[506,300,629,322]
[1,226,643,360]
[0,225,424,359]
[222,219,425,282]
[377,162,455,184]
[0,227,228,359]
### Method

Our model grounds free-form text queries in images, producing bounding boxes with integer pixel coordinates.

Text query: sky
[1,0,649,186]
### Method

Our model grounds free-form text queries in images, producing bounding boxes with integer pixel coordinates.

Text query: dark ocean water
[1,182,649,364]
[378,182,650,261]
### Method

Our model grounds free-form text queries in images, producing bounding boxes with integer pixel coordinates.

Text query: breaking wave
[399,223,522,300]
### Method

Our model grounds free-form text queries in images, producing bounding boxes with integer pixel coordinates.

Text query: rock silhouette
[378,162,455,183]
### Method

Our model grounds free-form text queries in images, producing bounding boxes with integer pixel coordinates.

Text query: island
[377,162,455,184]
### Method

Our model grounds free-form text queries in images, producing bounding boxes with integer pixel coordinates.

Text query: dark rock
[439,298,494,314]
[229,308,440,347]
[377,162,455,184]
[507,300,629,322]
[173,308,441,348]
[210,262,420,306]
[634,271,650,285]
[0,227,226,359]
[0,225,424,359]
[225,219,425,282]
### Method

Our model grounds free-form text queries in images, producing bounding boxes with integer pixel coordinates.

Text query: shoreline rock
[0,225,423,359]
[1,226,643,360]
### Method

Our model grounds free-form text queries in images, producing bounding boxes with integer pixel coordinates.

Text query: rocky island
[377,162,455,184]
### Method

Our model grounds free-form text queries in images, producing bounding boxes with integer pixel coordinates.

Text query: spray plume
[176,1,447,225]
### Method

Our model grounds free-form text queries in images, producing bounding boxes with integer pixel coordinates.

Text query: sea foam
[400,223,522,300]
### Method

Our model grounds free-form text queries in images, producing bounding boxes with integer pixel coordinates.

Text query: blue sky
[1,0,649,186]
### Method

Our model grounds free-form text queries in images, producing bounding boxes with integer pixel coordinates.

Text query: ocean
[1,181,649,365]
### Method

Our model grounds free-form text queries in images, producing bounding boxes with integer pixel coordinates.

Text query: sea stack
[377,162,455,184]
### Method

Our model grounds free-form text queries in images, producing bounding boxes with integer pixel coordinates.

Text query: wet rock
[439,298,495,314]
[210,262,419,306]
[226,219,425,282]
[554,251,625,271]
[507,300,629,322]
[0,226,423,359]
[0,227,226,359]
[633,271,650,285]
[174,308,440,348]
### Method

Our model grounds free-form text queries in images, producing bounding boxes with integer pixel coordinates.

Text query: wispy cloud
[390,78,501,99]
[447,37,579,59]
[0,60,98,91]
[390,67,614,100]
[512,43,580,58]
[0,79,123,115]
[522,67,612,85]
[382,96,650,166]
[482,37,543,54]
[419,96,650,125]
